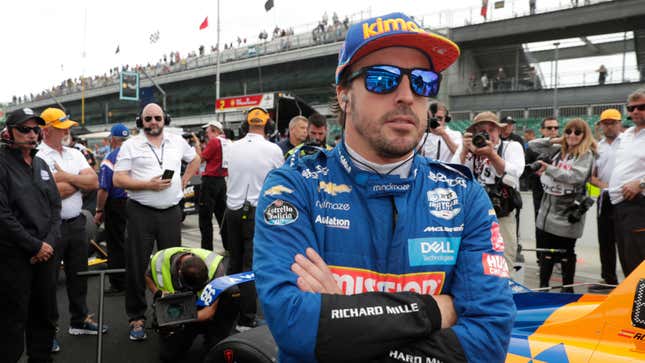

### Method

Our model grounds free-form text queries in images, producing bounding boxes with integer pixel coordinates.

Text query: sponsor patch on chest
[263,200,298,226]
[329,266,444,295]
[408,237,460,266]
[427,188,461,220]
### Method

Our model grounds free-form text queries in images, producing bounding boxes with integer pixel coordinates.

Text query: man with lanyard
[277,115,308,156]
[95,123,130,295]
[37,108,104,342]
[225,107,283,331]
[285,113,333,158]
[193,120,229,251]
[608,88,645,277]
[114,103,201,341]
[419,101,462,162]
[254,13,514,363]
[0,109,59,363]
[145,247,238,362]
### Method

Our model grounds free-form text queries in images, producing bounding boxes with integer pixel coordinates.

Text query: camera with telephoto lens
[429,117,440,129]
[472,131,490,148]
[567,195,595,223]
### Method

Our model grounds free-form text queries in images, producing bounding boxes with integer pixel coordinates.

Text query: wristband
[95,209,103,213]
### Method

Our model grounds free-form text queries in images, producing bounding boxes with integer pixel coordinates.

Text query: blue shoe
[51,338,60,353]
[68,315,109,335]
[129,320,147,341]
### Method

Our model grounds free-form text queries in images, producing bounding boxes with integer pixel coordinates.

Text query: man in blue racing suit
[254,12,515,363]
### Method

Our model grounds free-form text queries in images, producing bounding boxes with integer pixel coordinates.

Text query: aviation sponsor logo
[427,188,461,220]
[301,165,329,179]
[318,181,352,196]
[315,199,351,211]
[427,170,467,188]
[315,215,350,229]
[388,350,443,363]
[40,170,50,181]
[490,222,504,252]
[330,302,419,320]
[263,184,293,197]
[263,200,298,226]
[329,266,444,295]
[339,153,351,173]
[408,237,460,266]
[482,253,510,278]
[362,17,424,40]
[422,224,464,233]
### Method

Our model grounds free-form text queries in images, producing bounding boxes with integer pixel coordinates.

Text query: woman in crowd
[529,118,596,292]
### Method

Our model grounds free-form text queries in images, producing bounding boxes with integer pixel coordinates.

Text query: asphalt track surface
[19,192,614,362]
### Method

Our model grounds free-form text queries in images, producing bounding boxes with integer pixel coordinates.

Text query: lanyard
[147,143,165,169]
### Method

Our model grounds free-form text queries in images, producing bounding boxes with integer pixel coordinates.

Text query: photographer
[528,118,596,292]
[145,247,238,362]
[419,101,462,162]
[453,111,525,276]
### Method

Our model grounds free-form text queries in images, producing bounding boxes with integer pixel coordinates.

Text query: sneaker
[129,320,147,341]
[69,315,109,335]
[51,338,60,353]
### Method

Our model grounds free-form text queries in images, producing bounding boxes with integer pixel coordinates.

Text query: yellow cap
[600,108,621,122]
[41,108,79,129]
[247,108,269,126]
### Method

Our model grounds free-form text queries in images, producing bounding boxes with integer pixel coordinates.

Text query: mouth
[385,116,416,130]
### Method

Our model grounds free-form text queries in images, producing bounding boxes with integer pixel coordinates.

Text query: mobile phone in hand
[162,169,174,180]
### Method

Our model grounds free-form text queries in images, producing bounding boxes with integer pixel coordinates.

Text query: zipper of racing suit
[390,196,398,232]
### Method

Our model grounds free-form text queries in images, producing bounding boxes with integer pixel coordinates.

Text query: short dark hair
[541,117,558,128]
[308,113,327,128]
[179,255,209,292]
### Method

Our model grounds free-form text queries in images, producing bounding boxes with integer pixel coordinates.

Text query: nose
[393,74,415,106]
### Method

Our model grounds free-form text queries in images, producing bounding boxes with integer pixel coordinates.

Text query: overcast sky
[0,0,633,103]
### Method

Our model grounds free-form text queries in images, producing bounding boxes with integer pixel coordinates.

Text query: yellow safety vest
[150,247,223,293]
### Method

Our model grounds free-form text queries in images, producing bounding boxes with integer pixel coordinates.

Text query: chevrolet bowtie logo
[318,181,352,196]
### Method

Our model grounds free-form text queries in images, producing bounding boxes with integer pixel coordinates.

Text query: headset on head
[135,106,172,129]
[239,106,276,138]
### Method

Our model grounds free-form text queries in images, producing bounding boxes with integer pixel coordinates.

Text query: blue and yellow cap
[335,12,460,84]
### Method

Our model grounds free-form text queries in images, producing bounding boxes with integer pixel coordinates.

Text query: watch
[640,177,645,190]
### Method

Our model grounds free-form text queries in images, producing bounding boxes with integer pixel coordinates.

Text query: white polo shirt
[225,133,283,209]
[115,132,196,209]
[36,143,90,220]
[595,137,620,185]
[419,127,463,162]
[608,126,645,204]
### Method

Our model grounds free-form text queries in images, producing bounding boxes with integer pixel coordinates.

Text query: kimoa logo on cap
[362,17,424,40]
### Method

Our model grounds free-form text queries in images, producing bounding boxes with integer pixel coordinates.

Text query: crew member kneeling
[145,247,238,362]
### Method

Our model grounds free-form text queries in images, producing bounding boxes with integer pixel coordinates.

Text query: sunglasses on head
[626,103,645,112]
[144,115,163,122]
[347,65,441,98]
[544,126,559,130]
[564,128,583,136]
[14,125,41,135]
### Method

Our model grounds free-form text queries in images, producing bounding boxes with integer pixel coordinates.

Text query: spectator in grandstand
[596,64,607,85]
[608,88,645,277]
[277,115,308,156]
[95,123,130,295]
[419,101,462,162]
[530,0,537,15]
[453,111,525,277]
[113,103,201,341]
[224,108,283,331]
[529,118,596,292]
[588,109,623,292]
[193,120,230,251]
[481,73,489,91]
[495,67,507,91]
[37,108,104,342]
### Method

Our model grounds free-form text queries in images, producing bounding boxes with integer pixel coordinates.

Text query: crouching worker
[145,247,239,362]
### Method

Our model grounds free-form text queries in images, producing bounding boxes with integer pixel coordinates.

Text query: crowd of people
[2,10,645,363]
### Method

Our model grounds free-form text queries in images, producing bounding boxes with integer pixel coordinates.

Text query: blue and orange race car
[506,261,645,362]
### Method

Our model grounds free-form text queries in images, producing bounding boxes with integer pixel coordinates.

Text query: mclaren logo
[319,181,352,196]
[264,185,294,196]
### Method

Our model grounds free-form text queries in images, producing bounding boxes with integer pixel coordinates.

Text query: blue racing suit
[254,142,515,363]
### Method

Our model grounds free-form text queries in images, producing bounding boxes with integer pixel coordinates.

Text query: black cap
[6,108,45,127]
[500,116,516,124]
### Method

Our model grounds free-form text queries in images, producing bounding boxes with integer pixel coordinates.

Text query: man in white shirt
[224,107,283,331]
[608,88,645,277]
[37,108,103,339]
[589,108,623,291]
[418,102,462,162]
[113,103,201,341]
[452,111,525,277]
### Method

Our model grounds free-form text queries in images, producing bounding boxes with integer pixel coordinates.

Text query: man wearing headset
[254,13,514,363]
[113,102,201,341]
[145,247,238,362]
[224,108,283,331]
[0,109,60,362]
